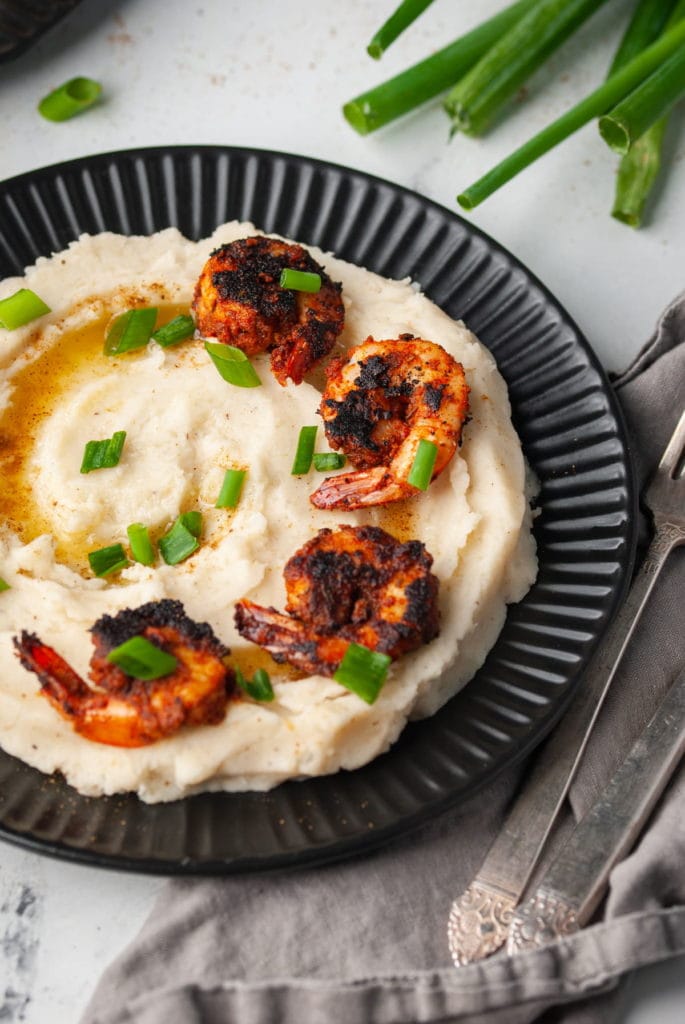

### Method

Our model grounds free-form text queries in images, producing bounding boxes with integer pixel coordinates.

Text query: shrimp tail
[270,338,308,387]
[13,631,91,713]
[309,467,409,510]
[234,600,348,676]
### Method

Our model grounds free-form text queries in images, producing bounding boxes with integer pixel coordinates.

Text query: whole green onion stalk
[343,0,540,135]
[457,18,685,210]
[444,0,612,137]
[605,0,678,227]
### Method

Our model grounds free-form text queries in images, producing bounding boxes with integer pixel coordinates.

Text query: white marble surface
[0,1,684,1021]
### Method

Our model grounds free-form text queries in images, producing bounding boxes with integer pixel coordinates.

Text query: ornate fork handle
[448,519,684,966]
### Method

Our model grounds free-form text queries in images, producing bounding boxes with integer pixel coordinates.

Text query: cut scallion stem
[279,268,321,293]
[151,314,195,348]
[236,666,275,702]
[313,452,346,471]
[367,0,435,59]
[444,0,611,137]
[407,439,438,490]
[457,18,685,210]
[606,0,679,228]
[204,341,261,387]
[159,517,200,565]
[333,642,391,704]
[177,510,202,538]
[88,543,129,577]
[80,430,127,473]
[104,308,158,355]
[0,288,51,330]
[126,523,155,566]
[344,0,539,135]
[38,76,102,122]
[599,42,685,156]
[216,469,246,508]
[0,577,10,592]
[291,426,318,475]
[106,636,177,681]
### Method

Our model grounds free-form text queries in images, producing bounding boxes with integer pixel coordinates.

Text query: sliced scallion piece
[104,308,158,356]
[0,289,51,330]
[204,342,261,387]
[159,517,200,565]
[151,314,195,348]
[333,643,391,704]
[38,77,102,122]
[312,452,346,471]
[291,426,318,475]
[126,523,155,566]
[177,510,202,538]
[216,469,246,509]
[80,430,127,473]
[407,439,438,490]
[88,543,129,577]
[236,666,275,702]
[279,268,321,293]
[106,636,177,681]
[0,577,10,592]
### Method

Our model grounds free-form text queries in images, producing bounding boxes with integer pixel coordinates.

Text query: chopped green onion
[126,523,155,566]
[106,636,177,681]
[236,666,275,702]
[177,510,203,538]
[291,426,318,474]
[88,543,129,577]
[104,308,158,356]
[444,0,611,137]
[38,77,102,122]
[0,289,51,330]
[343,0,540,135]
[216,469,246,508]
[0,577,10,592]
[159,517,200,565]
[457,18,685,210]
[333,642,391,704]
[204,341,261,388]
[407,439,438,490]
[312,452,347,471]
[151,314,195,348]
[367,0,436,59]
[279,269,321,293]
[80,430,127,473]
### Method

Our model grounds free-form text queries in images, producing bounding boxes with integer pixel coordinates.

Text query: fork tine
[658,409,685,476]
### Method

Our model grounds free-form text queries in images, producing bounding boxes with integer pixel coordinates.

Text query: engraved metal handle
[448,521,684,965]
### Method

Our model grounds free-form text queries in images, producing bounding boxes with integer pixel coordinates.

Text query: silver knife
[507,665,685,953]
[447,410,685,967]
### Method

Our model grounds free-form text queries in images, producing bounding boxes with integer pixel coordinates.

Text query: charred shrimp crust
[234,525,440,679]
[90,599,228,658]
[192,235,344,385]
[13,600,234,748]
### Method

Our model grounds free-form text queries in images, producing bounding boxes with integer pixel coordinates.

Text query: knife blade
[506,665,685,953]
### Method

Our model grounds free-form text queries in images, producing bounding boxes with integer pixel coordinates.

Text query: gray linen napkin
[81,295,685,1024]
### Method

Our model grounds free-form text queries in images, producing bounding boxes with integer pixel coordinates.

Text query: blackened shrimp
[234,525,439,678]
[13,600,234,747]
[192,235,345,385]
[310,337,469,509]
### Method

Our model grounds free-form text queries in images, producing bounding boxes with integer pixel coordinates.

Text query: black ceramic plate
[0,147,636,873]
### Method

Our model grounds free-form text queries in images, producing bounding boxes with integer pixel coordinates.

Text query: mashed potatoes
[0,223,536,802]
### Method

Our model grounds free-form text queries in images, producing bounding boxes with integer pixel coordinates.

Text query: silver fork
[447,409,685,967]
